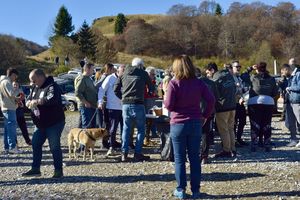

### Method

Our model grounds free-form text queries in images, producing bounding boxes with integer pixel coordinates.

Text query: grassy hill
[92,14,164,38]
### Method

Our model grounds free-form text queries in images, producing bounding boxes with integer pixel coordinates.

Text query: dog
[68,128,108,161]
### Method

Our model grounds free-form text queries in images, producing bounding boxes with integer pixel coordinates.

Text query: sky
[0,0,299,46]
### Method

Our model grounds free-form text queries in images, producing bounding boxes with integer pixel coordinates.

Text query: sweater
[164,78,215,124]
[0,75,17,111]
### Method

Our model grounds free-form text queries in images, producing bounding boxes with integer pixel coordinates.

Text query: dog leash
[86,109,98,128]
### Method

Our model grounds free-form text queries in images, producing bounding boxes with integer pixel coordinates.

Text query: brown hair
[257,62,267,73]
[104,63,114,74]
[172,55,196,80]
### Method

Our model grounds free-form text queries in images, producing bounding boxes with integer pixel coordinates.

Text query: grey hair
[145,66,156,74]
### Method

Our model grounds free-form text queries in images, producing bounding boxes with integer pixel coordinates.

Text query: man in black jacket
[22,69,65,178]
[114,57,154,162]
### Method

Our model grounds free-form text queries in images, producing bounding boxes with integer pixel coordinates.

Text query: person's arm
[114,76,123,100]
[164,81,176,111]
[75,77,91,107]
[37,85,61,106]
[288,73,300,92]
[98,77,110,109]
[201,83,216,119]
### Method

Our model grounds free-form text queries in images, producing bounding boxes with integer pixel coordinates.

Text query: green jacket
[75,75,98,108]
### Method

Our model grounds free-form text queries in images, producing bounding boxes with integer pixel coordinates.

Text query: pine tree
[114,13,127,34]
[53,6,74,37]
[77,20,97,61]
[215,4,223,16]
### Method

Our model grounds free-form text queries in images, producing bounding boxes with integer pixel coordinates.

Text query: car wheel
[67,101,77,112]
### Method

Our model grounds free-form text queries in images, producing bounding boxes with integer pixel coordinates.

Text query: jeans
[171,120,202,193]
[201,115,214,158]
[108,109,123,148]
[234,103,246,141]
[3,110,17,150]
[122,104,146,154]
[96,108,104,128]
[285,103,300,140]
[32,121,65,171]
[79,106,96,128]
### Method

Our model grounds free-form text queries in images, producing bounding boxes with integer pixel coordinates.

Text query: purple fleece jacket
[164,78,215,124]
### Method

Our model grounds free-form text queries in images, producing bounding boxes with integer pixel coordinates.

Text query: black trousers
[16,108,31,143]
[248,104,273,146]
[234,103,247,141]
[201,115,214,158]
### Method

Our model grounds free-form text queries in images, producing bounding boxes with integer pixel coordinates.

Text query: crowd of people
[1,55,300,199]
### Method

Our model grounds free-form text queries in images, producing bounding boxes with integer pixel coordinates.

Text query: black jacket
[212,69,236,112]
[28,76,65,129]
[114,66,154,104]
[249,73,278,99]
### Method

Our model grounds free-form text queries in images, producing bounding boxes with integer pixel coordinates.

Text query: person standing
[75,63,98,129]
[12,81,32,145]
[205,62,237,158]
[164,55,215,199]
[232,61,248,146]
[22,69,65,178]
[285,63,300,148]
[114,57,154,162]
[0,68,20,154]
[98,64,125,156]
[248,62,278,152]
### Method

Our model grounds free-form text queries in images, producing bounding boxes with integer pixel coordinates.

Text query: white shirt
[98,73,122,110]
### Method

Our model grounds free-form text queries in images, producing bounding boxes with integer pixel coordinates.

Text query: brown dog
[68,128,108,161]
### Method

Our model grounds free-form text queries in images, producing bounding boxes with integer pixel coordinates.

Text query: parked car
[63,92,77,112]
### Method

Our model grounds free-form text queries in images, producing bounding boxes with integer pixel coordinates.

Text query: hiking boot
[173,188,186,199]
[106,147,116,157]
[22,169,41,177]
[121,152,128,162]
[26,140,32,146]
[9,147,23,154]
[133,153,150,162]
[191,192,202,199]
[52,170,63,178]
[287,140,298,147]
[129,143,135,150]
[214,151,232,158]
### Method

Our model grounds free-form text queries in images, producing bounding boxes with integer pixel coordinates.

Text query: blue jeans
[171,120,202,193]
[3,110,17,150]
[32,121,65,171]
[122,104,146,154]
[79,106,96,128]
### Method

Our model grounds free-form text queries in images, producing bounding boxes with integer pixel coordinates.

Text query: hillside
[16,37,48,56]
[92,14,164,38]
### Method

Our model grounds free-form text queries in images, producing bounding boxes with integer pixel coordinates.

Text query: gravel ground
[0,111,300,200]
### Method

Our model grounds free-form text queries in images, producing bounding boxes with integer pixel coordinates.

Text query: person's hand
[85,102,91,108]
[239,98,244,105]
[286,87,291,94]
[98,103,103,110]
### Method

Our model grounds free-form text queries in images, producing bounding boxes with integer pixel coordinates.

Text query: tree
[114,13,127,34]
[215,4,222,16]
[0,35,26,68]
[167,4,199,16]
[54,6,74,36]
[199,0,217,15]
[77,20,97,61]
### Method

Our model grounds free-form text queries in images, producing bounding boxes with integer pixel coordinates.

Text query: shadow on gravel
[0,172,264,187]
[205,190,299,199]
[202,172,264,182]
[0,173,174,186]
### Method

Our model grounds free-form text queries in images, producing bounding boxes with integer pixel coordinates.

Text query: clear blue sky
[0,0,299,46]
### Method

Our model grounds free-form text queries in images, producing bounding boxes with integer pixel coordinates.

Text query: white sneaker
[287,140,298,147]
[9,148,23,154]
[295,141,300,148]
[106,147,116,157]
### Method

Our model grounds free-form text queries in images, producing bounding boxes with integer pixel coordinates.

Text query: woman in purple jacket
[164,55,215,199]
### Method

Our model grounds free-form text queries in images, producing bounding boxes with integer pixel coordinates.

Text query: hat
[132,57,144,67]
